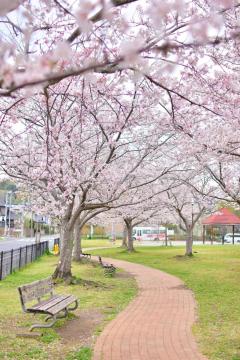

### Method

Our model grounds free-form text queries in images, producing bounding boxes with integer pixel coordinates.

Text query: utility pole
[4,192,9,236]
[8,191,13,236]
[30,211,33,237]
[21,209,24,237]
[4,191,15,237]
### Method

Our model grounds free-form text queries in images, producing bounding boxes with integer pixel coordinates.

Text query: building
[0,192,16,229]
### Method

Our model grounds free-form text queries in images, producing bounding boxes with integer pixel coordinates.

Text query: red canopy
[202,208,240,225]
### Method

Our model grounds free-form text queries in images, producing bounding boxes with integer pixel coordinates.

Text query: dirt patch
[73,278,112,289]
[54,276,113,289]
[173,255,196,261]
[57,309,103,347]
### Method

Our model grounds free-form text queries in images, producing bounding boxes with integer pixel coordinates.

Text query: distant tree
[0,179,17,191]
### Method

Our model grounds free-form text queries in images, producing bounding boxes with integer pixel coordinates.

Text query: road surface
[0,234,59,252]
[0,237,234,253]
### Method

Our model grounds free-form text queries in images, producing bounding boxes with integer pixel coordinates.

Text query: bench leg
[44,315,51,322]
[31,302,78,331]
[30,315,57,332]
[67,300,78,311]
[45,308,68,322]
[56,308,68,319]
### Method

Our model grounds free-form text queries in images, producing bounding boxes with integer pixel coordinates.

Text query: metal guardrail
[0,241,49,281]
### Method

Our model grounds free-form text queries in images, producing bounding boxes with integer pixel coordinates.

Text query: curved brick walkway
[93,258,207,360]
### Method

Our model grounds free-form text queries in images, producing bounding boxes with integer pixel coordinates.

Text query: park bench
[80,252,91,259]
[18,277,78,332]
[98,256,116,277]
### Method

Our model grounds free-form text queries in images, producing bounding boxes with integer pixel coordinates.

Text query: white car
[224,233,240,243]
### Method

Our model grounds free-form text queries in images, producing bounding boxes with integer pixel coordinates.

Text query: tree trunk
[185,227,193,256]
[125,218,134,252]
[53,219,74,281]
[73,224,82,261]
[121,225,128,248]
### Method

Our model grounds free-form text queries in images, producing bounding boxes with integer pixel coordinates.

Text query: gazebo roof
[202,208,240,225]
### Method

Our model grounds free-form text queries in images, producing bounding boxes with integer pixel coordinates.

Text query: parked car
[224,233,240,243]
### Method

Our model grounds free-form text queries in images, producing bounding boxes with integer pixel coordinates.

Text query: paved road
[0,237,233,253]
[94,258,207,360]
[0,234,59,252]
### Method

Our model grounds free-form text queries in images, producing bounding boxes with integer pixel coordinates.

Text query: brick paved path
[93,258,207,360]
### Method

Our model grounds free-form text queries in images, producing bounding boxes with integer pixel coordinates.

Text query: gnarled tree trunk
[53,218,74,281]
[73,223,82,261]
[124,218,134,252]
[122,225,128,248]
[185,226,193,256]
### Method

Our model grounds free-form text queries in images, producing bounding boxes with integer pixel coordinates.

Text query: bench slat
[28,294,69,312]
[28,295,77,315]
[47,295,77,315]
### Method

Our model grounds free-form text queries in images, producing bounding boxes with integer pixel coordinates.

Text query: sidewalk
[93,258,207,360]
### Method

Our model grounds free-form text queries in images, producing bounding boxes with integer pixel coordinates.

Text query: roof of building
[202,208,240,225]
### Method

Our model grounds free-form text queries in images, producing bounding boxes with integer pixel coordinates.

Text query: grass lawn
[90,245,240,360]
[0,254,136,360]
[81,238,121,249]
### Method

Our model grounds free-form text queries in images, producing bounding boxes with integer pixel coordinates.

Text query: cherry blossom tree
[72,149,181,256]
[0,0,239,101]
[0,74,179,279]
[95,167,181,251]
[1,0,240,277]
[119,190,176,252]
[164,67,240,209]
[161,177,216,256]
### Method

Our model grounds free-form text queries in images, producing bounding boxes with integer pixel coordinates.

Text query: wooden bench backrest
[18,277,54,306]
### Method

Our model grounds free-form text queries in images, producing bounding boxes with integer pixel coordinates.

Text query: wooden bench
[98,256,116,277]
[18,277,78,331]
[80,252,91,259]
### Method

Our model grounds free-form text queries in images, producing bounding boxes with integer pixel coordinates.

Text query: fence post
[31,244,33,262]
[25,245,28,265]
[19,247,22,269]
[0,251,3,280]
[46,241,49,253]
[10,249,14,274]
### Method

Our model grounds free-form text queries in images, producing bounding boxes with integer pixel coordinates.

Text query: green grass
[0,254,136,360]
[81,238,121,249]
[65,347,92,360]
[90,245,240,360]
